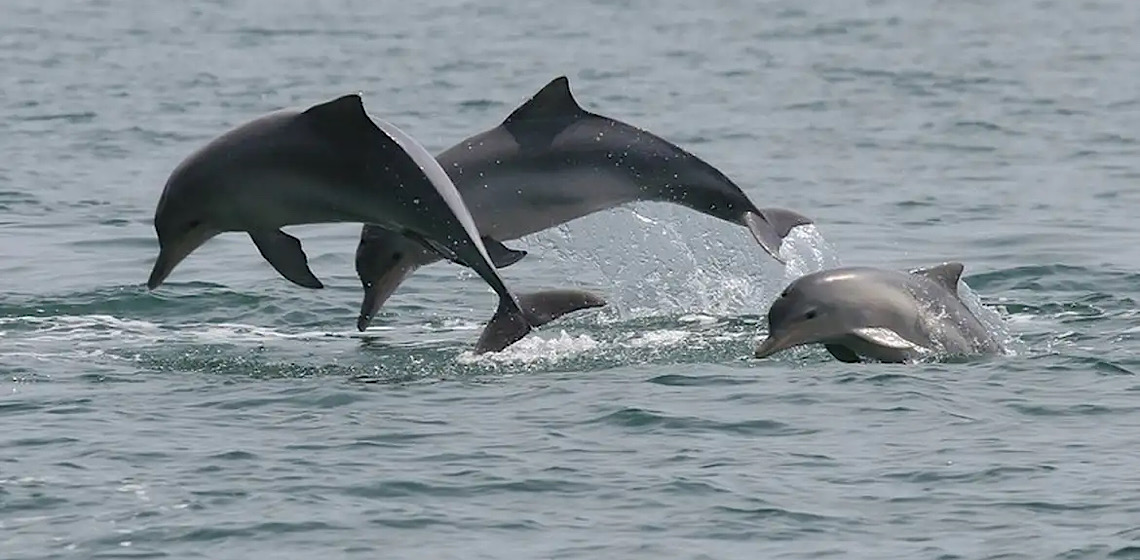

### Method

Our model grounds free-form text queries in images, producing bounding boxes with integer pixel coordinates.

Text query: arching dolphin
[146,93,606,354]
[753,262,1004,363]
[354,76,814,331]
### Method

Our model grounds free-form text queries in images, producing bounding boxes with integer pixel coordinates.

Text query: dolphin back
[907,263,1004,356]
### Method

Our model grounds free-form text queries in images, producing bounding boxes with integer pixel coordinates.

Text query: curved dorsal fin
[909,262,965,291]
[300,93,377,141]
[502,76,587,125]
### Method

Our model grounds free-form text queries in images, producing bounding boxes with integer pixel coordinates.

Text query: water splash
[956,280,1021,356]
[779,224,843,283]
[514,204,845,321]
[455,330,602,367]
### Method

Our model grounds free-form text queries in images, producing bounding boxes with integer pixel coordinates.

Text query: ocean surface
[3,0,1140,558]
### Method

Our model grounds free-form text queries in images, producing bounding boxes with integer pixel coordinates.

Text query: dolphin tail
[743,208,815,263]
[474,290,607,354]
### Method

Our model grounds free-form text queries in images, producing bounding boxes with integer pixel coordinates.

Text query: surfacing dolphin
[753,262,1004,363]
[353,76,814,331]
[146,93,606,354]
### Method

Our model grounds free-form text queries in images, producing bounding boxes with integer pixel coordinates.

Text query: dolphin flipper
[249,230,324,289]
[481,237,528,268]
[824,344,862,363]
[851,327,925,351]
[743,208,815,263]
[475,290,607,354]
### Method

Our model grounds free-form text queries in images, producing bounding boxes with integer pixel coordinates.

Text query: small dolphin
[147,93,606,354]
[753,262,1004,363]
[354,76,813,331]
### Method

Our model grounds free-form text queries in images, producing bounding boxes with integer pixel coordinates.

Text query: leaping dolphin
[146,93,606,354]
[354,76,813,331]
[753,262,1004,363]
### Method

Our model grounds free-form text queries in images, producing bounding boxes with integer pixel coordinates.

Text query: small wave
[588,407,812,436]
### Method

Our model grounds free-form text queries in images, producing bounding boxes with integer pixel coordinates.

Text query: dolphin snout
[146,227,218,290]
[146,253,170,290]
[754,334,789,359]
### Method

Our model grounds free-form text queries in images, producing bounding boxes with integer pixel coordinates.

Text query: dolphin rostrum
[147,93,606,354]
[753,262,1004,363]
[354,76,814,331]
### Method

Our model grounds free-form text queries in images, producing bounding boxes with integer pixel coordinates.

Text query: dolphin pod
[352,76,814,332]
[146,93,605,354]
[146,77,1005,361]
[753,262,1005,363]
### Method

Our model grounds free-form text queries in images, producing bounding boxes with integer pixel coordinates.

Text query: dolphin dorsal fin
[503,76,587,126]
[300,93,377,140]
[909,262,965,291]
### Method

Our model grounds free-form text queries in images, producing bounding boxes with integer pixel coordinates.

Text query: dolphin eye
[804,310,818,320]
[186,219,202,230]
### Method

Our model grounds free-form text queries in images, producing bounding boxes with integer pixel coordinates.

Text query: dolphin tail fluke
[474,290,607,354]
[743,208,815,263]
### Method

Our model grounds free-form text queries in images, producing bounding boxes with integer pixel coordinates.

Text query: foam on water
[455,330,602,367]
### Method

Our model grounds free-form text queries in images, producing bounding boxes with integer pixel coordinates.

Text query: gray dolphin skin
[753,262,1004,363]
[353,76,814,331]
[146,93,606,354]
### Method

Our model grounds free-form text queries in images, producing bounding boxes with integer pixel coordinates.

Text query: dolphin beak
[146,228,216,290]
[147,244,189,290]
[355,258,417,331]
[754,322,825,359]
[147,251,172,290]
[754,332,798,359]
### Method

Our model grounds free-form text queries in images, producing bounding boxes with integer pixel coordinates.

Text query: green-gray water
[4,1,1140,558]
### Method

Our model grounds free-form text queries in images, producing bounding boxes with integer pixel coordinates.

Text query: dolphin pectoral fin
[249,230,324,289]
[474,290,607,354]
[481,237,528,268]
[824,344,863,363]
[743,209,814,263]
[850,328,924,350]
